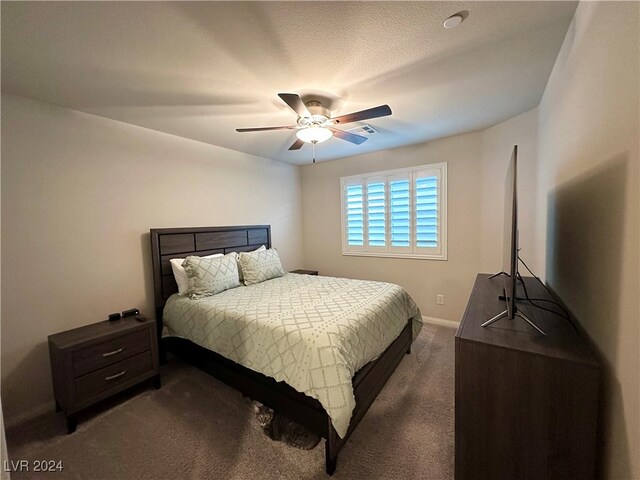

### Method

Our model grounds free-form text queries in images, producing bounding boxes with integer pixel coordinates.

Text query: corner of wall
[534,2,640,478]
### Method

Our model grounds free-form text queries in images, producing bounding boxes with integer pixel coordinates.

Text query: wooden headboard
[150,225,271,321]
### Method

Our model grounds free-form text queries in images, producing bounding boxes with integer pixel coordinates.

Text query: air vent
[347,124,379,136]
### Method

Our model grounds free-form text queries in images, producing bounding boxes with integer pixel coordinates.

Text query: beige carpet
[6,324,455,479]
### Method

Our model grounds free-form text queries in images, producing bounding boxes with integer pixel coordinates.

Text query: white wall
[0,94,304,423]
[481,110,539,273]
[535,2,639,479]
[301,109,538,322]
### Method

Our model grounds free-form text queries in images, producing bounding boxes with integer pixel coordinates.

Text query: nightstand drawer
[73,329,150,377]
[75,351,154,400]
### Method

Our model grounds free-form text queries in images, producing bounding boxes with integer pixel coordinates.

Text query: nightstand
[48,316,160,433]
[290,269,318,276]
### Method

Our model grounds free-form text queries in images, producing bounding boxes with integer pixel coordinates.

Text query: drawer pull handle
[105,370,127,381]
[102,347,126,358]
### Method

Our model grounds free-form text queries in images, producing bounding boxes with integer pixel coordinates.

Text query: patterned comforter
[163,273,422,437]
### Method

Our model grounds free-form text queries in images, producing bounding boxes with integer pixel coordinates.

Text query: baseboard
[422,315,460,329]
[4,401,54,429]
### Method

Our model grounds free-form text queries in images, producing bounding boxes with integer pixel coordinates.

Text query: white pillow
[171,253,223,295]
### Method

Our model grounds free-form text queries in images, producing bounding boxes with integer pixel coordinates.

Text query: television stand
[488,271,509,279]
[481,308,546,336]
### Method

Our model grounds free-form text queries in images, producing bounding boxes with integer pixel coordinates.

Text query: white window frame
[340,162,447,260]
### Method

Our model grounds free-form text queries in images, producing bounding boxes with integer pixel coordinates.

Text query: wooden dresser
[455,274,599,480]
[48,316,160,433]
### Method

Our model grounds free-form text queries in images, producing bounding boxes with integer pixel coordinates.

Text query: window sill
[342,251,447,261]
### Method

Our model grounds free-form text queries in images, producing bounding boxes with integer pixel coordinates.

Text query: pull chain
[312,141,316,163]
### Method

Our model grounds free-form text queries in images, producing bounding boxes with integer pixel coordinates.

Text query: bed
[150,225,422,474]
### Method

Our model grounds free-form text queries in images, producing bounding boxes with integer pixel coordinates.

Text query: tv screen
[503,145,518,319]
[483,145,545,335]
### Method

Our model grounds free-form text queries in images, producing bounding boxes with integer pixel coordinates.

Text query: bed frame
[150,225,413,475]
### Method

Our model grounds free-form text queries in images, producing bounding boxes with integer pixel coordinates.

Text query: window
[341,162,447,260]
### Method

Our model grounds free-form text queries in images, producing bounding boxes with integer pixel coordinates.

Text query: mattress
[163,273,422,437]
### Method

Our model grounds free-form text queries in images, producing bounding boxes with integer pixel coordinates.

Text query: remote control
[135,315,147,322]
[122,308,140,317]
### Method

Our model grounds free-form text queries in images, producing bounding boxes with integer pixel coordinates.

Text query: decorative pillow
[238,245,266,283]
[238,248,285,286]
[182,253,240,299]
[171,253,223,295]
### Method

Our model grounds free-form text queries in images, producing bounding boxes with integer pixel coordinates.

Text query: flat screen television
[503,145,518,319]
[483,145,546,335]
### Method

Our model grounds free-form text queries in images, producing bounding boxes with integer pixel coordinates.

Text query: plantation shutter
[389,176,411,250]
[367,180,386,248]
[341,162,446,259]
[415,172,440,253]
[345,182,364,248]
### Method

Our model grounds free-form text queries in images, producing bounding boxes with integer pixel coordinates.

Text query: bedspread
[163,273,422,437]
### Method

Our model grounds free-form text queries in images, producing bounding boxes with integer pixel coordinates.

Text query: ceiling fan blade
[288,138,305,150]
[278,93,310,118]
[330,105,392,125]
[236,125,297,132]
[330,128,368,145]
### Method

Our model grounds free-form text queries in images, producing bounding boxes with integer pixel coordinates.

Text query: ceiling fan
[236,93,392,162]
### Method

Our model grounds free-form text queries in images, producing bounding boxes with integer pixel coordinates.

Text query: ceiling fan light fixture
[296,126,333,144]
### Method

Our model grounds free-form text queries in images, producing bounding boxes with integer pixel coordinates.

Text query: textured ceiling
[1,1,577,164]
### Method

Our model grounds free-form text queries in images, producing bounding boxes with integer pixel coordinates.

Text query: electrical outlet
[436,294,445,305]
